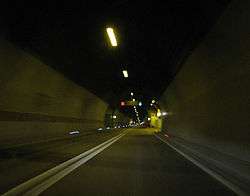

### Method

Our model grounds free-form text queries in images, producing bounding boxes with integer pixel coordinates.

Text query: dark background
[1,0,230,118]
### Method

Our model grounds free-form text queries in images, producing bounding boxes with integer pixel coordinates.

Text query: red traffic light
[121,101,125,106]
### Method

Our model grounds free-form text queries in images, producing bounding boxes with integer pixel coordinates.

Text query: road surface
[38,128,236,196]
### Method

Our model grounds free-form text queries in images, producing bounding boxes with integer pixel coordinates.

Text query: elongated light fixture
[106,27,117,46]
[122,70,128,78]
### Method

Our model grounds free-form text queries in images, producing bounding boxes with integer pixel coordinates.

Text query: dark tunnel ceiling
[2,0,230,108]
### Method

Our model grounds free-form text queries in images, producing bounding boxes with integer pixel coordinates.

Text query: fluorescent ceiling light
[122,70,128,78]
[106,28,117,46]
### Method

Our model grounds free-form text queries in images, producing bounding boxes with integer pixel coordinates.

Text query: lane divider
[3,132,127,196]
[155,134,246,196]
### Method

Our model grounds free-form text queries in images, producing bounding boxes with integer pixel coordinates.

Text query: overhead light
[162,112,168,116]
[152,99,156,103]
[113,115,117,119]
[122,70,128,78]
[150,103,153,106]
[132,98,135,102]
[130,92,134,96]
[106,27,117,46]
[138,101,142,106]
[147,117,151,121]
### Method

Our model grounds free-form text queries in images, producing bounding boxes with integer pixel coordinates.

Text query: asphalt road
[0,128,125,194]
[40,128,236,196]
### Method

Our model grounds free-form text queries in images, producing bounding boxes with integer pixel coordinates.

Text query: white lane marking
[155,134,247,196]
[3,132,127,196]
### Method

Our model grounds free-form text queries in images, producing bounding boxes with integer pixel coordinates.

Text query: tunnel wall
[104,107,130,127]
[160,0,250,161]
[0,39,109,147]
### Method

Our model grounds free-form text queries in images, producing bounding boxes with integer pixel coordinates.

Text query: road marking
[164,133,169,138]
[3,132,127,196]
[155,134,247,196]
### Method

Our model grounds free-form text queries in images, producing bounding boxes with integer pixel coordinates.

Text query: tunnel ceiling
[2,0,229,109]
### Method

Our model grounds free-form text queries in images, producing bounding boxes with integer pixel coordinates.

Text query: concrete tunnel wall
[0,39,120,148]
[104,107,130,128]
[160,0,250,161]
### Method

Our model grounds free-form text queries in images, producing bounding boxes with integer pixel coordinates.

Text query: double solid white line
[3,132,127,196]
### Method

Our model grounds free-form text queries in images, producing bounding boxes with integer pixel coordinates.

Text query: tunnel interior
[0,0,250,195]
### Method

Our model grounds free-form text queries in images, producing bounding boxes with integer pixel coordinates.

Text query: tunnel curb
[155,133,249,196]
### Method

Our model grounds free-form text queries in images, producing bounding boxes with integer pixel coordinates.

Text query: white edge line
[25,133,126,196]
[155,134,247,196]
[3,132,126,196]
